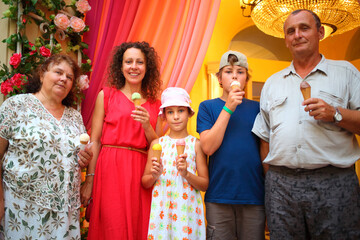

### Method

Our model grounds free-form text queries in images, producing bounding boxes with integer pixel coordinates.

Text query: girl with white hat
[142,87,209,239]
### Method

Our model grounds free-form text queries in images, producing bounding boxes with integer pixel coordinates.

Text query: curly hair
[26,54,81,107]
[107,41,162,101]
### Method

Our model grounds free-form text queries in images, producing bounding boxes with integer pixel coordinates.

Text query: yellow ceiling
[205,0,360,63]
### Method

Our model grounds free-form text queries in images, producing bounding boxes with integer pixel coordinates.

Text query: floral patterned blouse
[0,94,86,212]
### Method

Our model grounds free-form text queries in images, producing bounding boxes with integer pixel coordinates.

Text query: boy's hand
[226,88,245,112]
[176,153,188,178]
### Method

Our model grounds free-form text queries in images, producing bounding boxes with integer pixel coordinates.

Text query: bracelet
[86,173,95,177]
[223,105,233,115]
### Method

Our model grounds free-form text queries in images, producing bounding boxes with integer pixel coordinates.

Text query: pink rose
[40,46,51,57]
[70,16,85,33]
[9,53,21,69]
[54,13,70,30]
[1,80,14,96]
[76,0,91,13]
[78,75,89,90]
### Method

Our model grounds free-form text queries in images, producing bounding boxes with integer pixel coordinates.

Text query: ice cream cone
[300,82,311,100]
[131,92,142,107]
[79,133,90,150]
[176,139,186,155]
[230,81,241,90]
[152,143,162,163]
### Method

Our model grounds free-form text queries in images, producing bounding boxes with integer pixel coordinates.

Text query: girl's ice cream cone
[152,143,162,163]
[176,139,186,155]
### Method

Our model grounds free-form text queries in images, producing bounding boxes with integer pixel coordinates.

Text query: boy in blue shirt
[197,51,265,240]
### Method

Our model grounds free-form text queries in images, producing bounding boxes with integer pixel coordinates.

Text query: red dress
[87,87,161,240]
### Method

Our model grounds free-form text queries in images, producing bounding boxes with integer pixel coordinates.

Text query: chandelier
[240,0,360,39]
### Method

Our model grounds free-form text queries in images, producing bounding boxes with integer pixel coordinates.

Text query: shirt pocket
[269,96,287,133]
[317,90,345,131]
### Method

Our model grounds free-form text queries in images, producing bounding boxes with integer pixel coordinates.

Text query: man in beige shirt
[252,9,360,239]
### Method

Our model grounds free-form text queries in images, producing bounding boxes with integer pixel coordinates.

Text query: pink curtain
[81,0,221,129]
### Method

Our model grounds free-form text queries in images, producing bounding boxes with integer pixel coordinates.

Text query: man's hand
[303,98,336,122]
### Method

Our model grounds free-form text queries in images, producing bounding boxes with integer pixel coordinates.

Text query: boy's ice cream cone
[79,133,90,150]
[230,81,241,90]
[300,82,311,100]
[152,143,162,163]
[176,139,186,155]
[131,92,142,107]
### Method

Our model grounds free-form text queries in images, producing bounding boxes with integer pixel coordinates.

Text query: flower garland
[0,0,92,107]
[1,0,92,238]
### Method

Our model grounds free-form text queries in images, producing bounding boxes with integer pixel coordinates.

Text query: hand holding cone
[300,81,311,100]
[152,143,162,163]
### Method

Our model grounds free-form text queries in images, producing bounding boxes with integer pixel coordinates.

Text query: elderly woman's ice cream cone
[79,133,90,150]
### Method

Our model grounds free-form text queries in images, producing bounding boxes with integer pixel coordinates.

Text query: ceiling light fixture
[240,0,360,39]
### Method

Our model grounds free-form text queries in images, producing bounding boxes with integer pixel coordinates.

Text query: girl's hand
[176,153,188,178]
[131,106,151,129]
[150,157,163,180]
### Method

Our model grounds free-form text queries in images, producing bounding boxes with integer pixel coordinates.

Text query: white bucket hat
[159,87,195,116]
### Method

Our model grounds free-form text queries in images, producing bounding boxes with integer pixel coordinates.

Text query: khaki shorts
[206,202,265,240]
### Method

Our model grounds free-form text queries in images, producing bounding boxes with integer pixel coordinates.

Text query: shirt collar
[283,55,328,78]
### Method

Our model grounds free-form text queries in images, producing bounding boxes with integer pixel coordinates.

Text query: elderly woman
[0,54,92,239]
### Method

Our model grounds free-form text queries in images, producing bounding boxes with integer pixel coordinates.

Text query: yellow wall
[189,0,360,179]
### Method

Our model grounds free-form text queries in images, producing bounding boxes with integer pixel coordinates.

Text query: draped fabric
[81,0,221,128]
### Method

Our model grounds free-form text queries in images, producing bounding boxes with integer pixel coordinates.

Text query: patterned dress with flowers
[0,94,86,239]
[147,135,205,240]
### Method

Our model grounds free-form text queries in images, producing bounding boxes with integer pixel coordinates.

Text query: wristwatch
[333,107,342,123]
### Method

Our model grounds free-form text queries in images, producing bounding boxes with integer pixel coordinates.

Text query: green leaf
[42,212,50,225]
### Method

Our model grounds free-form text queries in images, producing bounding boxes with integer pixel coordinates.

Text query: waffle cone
[134,99,141,107]
[153,150,161,163]
[301,87,311,100]
[176,145,185,155]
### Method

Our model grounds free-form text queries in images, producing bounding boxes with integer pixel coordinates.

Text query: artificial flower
[54,13,70,30]
[29,42,36,55]
[76,0,91,13]
[70,16,86,32]
[78,74,89,90]
[10,73,26,88]
[1,80,13,95]
[39,46,51,57]
[9,53,21,69]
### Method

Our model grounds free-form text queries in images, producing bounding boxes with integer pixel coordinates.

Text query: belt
[269,165,354,174]
[102,145,148,154]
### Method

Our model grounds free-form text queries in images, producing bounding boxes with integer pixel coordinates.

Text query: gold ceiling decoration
[240,0,360,39]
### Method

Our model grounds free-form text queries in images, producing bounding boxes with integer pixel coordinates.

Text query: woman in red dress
[81,41,162,239]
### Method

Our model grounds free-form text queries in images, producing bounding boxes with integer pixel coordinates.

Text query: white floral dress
[147,135,205,240]
[0,94,86,240]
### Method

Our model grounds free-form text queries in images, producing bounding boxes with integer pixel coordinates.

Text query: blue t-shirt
[197,98,264,205]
